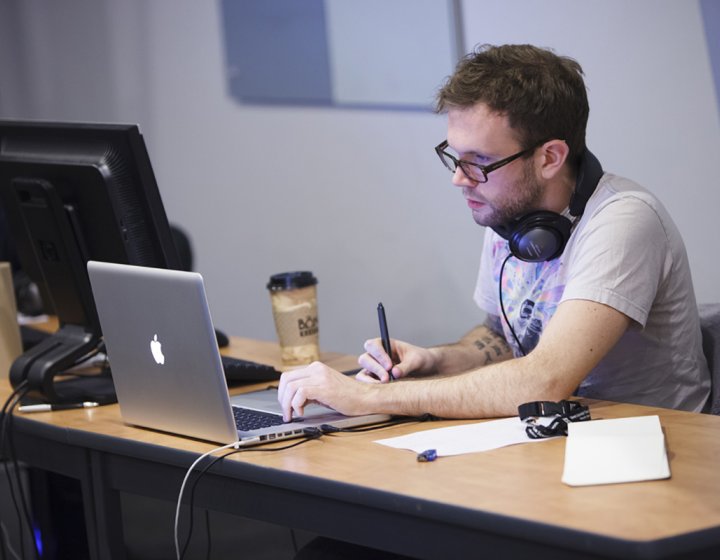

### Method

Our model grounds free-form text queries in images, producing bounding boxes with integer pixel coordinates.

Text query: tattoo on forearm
[472,332,511,363]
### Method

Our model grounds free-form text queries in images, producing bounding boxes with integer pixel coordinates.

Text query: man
[278,44,710,423]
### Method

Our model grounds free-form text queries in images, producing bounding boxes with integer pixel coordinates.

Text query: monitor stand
[9,324,116,404]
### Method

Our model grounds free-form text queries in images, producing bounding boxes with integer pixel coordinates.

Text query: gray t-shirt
[474,173,710,412]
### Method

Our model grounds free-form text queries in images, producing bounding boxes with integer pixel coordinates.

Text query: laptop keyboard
[232,406,285,431]
[221,355,281,382]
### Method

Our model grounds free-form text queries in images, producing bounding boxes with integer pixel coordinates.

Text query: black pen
[18,402,100,413]
[377,302,394,381]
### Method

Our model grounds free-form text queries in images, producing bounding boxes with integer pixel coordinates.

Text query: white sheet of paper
[375,417,555,456]
[561,415,670,487]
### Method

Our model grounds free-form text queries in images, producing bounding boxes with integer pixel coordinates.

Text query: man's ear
[537,140,570,180]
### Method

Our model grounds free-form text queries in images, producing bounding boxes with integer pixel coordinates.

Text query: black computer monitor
[0,120,181,402]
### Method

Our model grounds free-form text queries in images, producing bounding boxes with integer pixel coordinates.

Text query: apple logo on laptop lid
[150,334,165,365]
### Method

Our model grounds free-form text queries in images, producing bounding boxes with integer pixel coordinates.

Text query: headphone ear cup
[508,211,572,262]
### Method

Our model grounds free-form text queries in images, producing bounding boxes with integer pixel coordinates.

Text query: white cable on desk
[174,441,240,560]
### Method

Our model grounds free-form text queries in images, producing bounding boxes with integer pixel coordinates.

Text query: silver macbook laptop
[87,260,390,445]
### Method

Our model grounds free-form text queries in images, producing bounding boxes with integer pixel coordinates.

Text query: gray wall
[1,0,718,356]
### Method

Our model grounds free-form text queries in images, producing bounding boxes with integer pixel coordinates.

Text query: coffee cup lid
[267,271,318,291]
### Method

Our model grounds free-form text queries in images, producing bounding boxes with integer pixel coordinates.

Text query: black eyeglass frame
[434,140,537,183]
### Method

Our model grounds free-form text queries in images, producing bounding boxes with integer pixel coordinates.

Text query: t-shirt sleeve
[561,195,671,327]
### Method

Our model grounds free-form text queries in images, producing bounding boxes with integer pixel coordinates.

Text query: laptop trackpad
[229,388,337,416]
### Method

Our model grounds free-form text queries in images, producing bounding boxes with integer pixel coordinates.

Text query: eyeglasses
[434,140,536,183]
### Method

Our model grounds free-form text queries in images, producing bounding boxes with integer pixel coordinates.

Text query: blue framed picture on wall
[221,0,463,111]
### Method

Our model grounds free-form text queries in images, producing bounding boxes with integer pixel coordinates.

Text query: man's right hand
[356,338,436,383]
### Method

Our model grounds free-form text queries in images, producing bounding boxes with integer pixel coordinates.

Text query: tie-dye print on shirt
[491,239,566,356]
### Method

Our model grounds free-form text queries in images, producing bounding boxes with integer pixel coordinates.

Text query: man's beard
[472,160,544,228]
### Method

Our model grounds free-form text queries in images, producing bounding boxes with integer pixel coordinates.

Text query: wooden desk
[3,337,720,560]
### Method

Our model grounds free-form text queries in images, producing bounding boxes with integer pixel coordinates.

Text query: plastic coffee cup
[267,271,319,366]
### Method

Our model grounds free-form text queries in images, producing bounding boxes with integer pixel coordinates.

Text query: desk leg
[89,450,126,560]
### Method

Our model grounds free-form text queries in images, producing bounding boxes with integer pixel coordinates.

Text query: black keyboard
[221,355,281,383]
[232,406,285,431]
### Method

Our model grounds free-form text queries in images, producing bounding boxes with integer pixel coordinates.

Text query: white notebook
[561,415,670,487]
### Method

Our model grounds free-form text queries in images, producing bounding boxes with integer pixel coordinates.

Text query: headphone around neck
[491,149,603,262]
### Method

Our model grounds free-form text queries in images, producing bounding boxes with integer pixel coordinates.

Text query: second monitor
[0,120,181,402]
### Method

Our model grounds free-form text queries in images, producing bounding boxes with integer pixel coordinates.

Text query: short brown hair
[436,44,589,167]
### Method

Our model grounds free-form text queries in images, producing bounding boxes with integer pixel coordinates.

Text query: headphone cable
[498,253,528,357]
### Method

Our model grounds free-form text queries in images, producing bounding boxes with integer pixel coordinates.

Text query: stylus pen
[377,302,394,381]
[18,402,100,413]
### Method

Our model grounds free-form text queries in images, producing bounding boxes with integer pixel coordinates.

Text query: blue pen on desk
[377,302,394,381]
[417,449,438,462]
